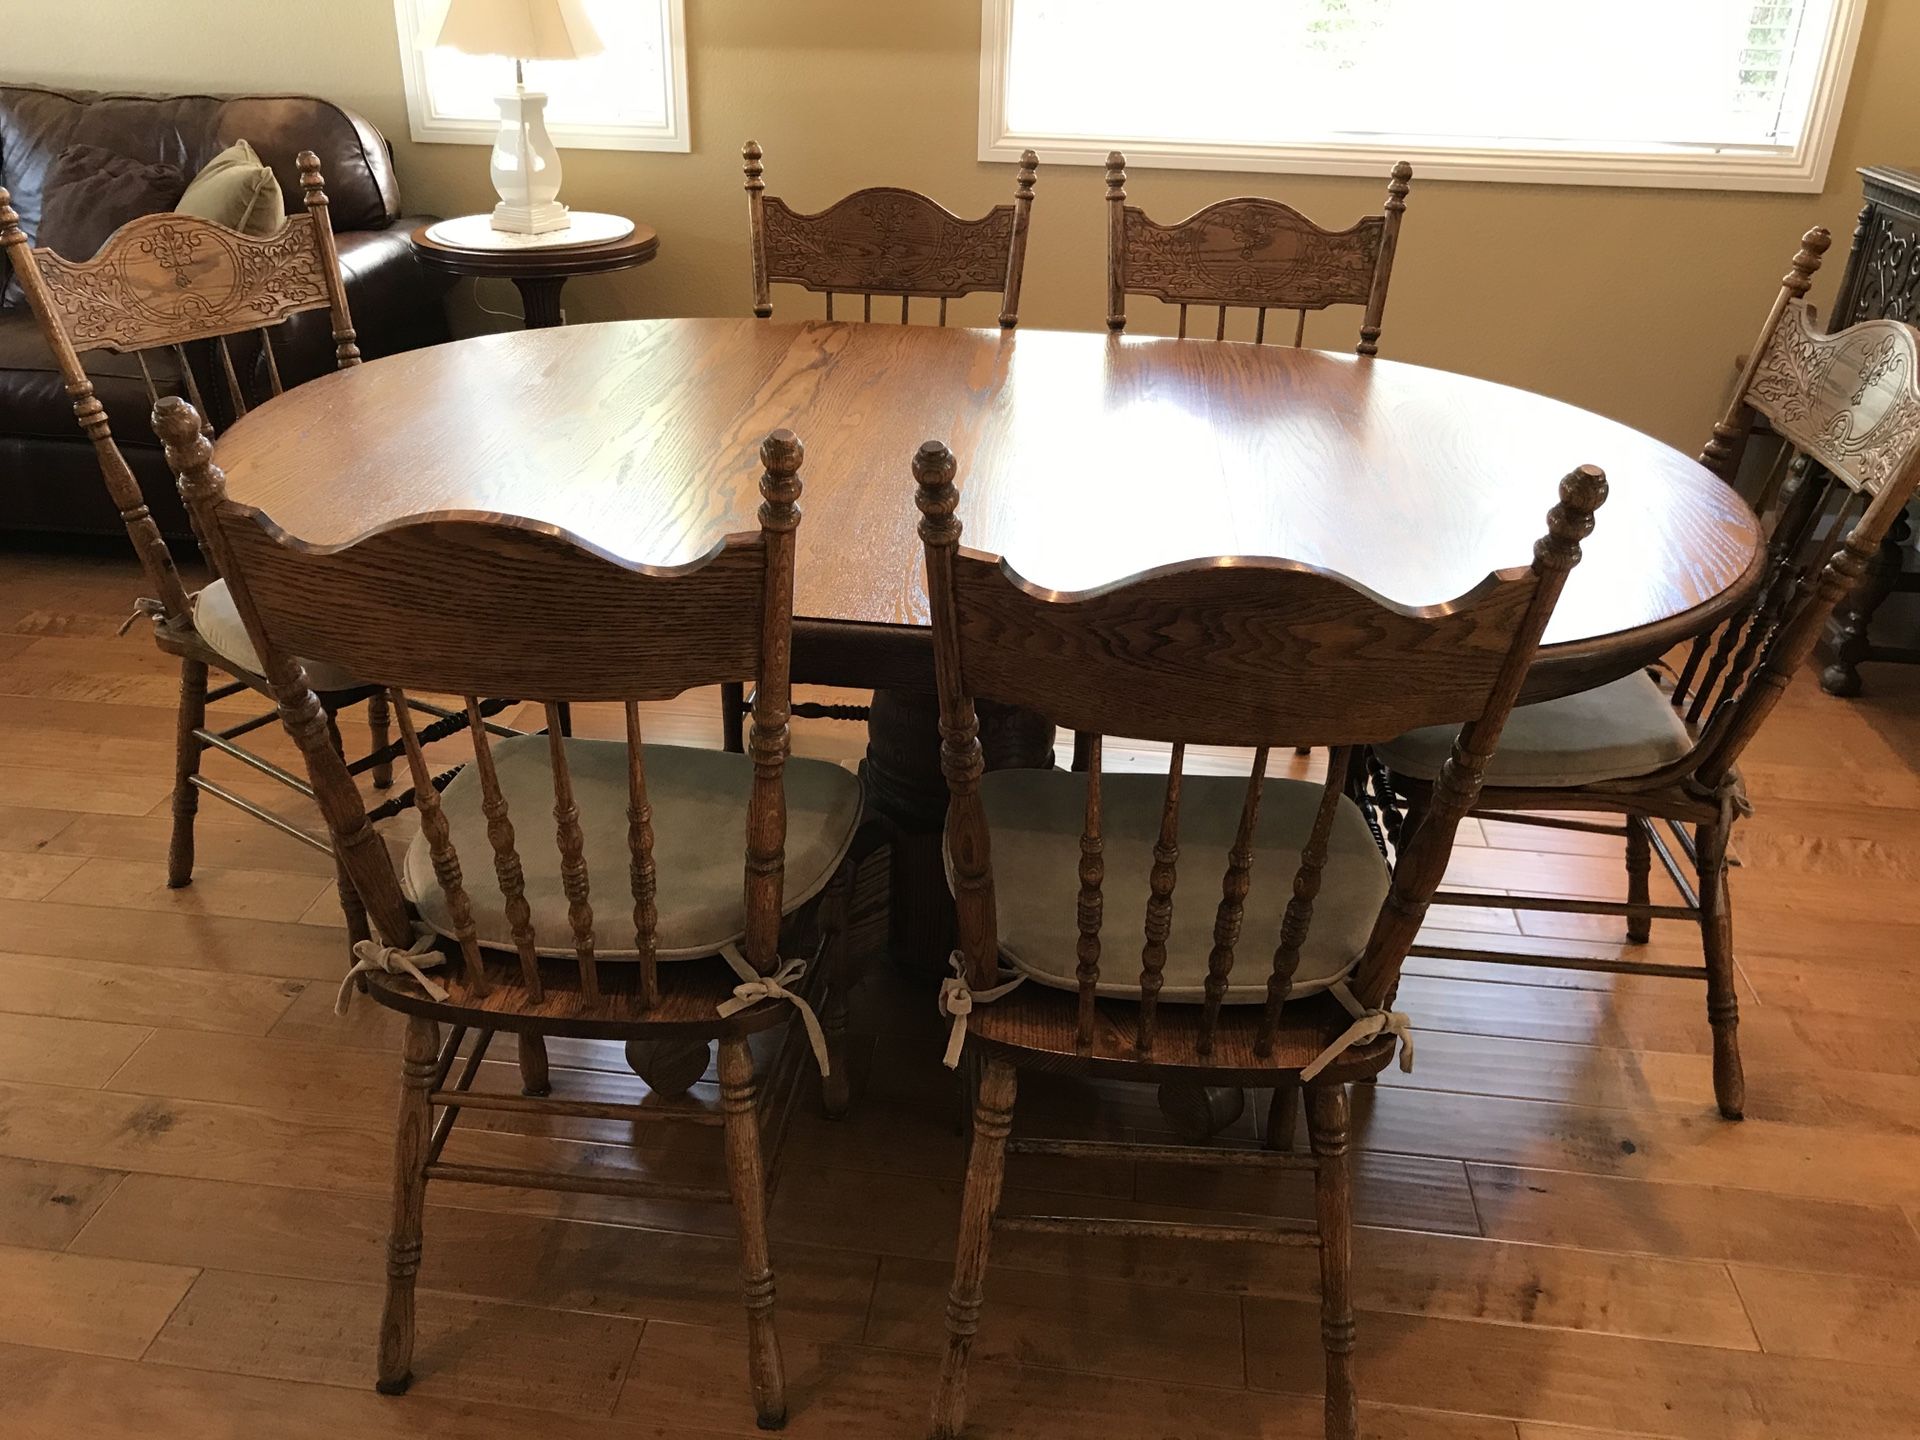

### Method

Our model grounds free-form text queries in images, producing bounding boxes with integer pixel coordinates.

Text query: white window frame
[392,0,690,154]
[977,0,1868,193]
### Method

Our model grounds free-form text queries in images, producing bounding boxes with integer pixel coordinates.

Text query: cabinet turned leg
[378,1016,437,1395]
[167,658,208,888]
[1308,1083,1359,1440]
[1820,509,1909,696]
[719,1037,786,1430]
[930,1058,1016,1440]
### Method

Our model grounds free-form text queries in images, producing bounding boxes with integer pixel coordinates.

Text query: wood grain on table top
[212,318,1762,659]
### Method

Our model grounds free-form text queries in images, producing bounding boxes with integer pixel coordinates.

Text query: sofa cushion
[0,308,183,449]
[36,144,186,261]
[176,139,285,236]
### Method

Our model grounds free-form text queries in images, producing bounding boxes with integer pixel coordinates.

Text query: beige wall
[11,1,1918,448]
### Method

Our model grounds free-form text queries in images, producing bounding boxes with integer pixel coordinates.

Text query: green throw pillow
[175,139,286,236]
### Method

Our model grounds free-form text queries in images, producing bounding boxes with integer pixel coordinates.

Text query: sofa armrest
[267,218,452,389]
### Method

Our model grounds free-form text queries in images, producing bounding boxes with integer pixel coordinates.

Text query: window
[979,0,1867,190]
[394,0,689,153]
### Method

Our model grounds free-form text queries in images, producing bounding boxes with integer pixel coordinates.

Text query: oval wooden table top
[212,318,1764,699]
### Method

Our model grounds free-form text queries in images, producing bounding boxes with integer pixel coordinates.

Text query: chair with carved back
[913,438,1605,1440]
[1105,151,1412,354]
[1376,226,1920,1121]
[0,153,491,946]
[159,402,868,1429]
[721,141,1042,755]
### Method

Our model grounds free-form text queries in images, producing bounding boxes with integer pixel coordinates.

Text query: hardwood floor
[3,545,1919,1439]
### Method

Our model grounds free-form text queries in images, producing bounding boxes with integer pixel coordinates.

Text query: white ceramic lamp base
[489,86,570,235]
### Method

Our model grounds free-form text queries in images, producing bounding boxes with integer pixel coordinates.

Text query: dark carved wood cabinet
[1818,165,1920,695]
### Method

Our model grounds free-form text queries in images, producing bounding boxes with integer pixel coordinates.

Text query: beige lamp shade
[431,0,604,60]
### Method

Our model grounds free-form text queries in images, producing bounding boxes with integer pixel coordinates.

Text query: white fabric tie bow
[336,925,450,1015]
[1300,979,1415,1082]
[716,944,831,1078]
[937,951,1026,1069]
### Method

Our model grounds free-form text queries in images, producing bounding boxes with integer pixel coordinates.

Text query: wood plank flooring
[3,546,1918,1439]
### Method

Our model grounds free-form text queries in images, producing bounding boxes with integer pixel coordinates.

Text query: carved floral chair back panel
[1104,151,1412,355]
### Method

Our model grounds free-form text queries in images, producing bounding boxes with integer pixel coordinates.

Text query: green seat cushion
[1377,671,1695,788]
[407,735,864,960]
[973,767,1390,1003]
[175,139,286,236]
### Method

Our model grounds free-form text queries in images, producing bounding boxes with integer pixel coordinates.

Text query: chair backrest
[0,151,359,624]
[916,439,1603,1058]
[1669,227,1920,788]
[743,141,1038,327]
[1105,152,1411,355]
[155,395,807,1013]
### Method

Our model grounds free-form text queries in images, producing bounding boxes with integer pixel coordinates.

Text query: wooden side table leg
[513,276,569,329]
[1820,506,1910,696]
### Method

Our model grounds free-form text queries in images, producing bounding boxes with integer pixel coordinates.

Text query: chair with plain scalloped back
[913,433,1605,1440]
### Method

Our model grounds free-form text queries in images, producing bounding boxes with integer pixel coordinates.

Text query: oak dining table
[211,316,1766,961]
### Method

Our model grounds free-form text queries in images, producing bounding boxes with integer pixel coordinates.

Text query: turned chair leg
[720,681,747,753]
[167,658,208,888]
[719,1037,786,1429]
[1265,1078,1301,1152]
[517,1033,552,1098]
[1624,816,1652,944]
[930,1057,1016,1440]
[366,688,394,791]
[378,1015,437,1395]
[1697,818,1745,1120]
[1308,1083,1359,1440]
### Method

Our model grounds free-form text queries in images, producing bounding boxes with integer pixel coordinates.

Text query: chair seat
[974,767,1390,1003]
[1375,671,1696,788]
[407,734,864,960]
[191,578,359,691]
[966,982,1400,1083]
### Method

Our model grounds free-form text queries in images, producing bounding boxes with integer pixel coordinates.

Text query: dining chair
[159,401,868,1429]
[726,140,1041,765]
[1104,151,1412,354]
[1375,226,1920,1121]
[913,437,1605,1440]
[0,154,491,946]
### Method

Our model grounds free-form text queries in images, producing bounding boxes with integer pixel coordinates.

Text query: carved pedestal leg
[1697,818,1745,1121]
[1155,1080,1246,1142]
[719,1037,786,1429]
[930,1058,1015,1440]
[1624,816,1652,945]
[1820,507,1911,696]
[1308,1083,1359,1440]
[516,1033,552,1098]
[377,1015,437,1395]
[366,689,394,791]
[628,1038,715,1097]
[167,658,208,888]
[864,689,1055,976]
[513,276,569,329]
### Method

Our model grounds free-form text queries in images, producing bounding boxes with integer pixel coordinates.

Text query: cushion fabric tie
[1300,979,1415,1083]
[336,925,450,1015]
[116,596,167,637]
[716,943,832,1078]
[937,951,1026,1069]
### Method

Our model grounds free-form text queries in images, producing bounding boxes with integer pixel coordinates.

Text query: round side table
[410,213,659,328]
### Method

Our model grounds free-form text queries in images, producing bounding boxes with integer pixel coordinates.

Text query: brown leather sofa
[0,84,452,543]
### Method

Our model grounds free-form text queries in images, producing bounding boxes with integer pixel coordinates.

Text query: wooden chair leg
[1624,816,1652,944]
[930,1057,1016,1440]
[1265,1078,1300,1152]
[1308,1083,1359,1440]
[516,1033,552,1098]
[721,681,747,754]
[378,1015,437,1395]
[366,688,394,791]
[719,1036,786,1429]
[166,658,208,888]
[1697,818,1745,1121]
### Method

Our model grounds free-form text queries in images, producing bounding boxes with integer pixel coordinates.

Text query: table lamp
[432,0,603,234]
